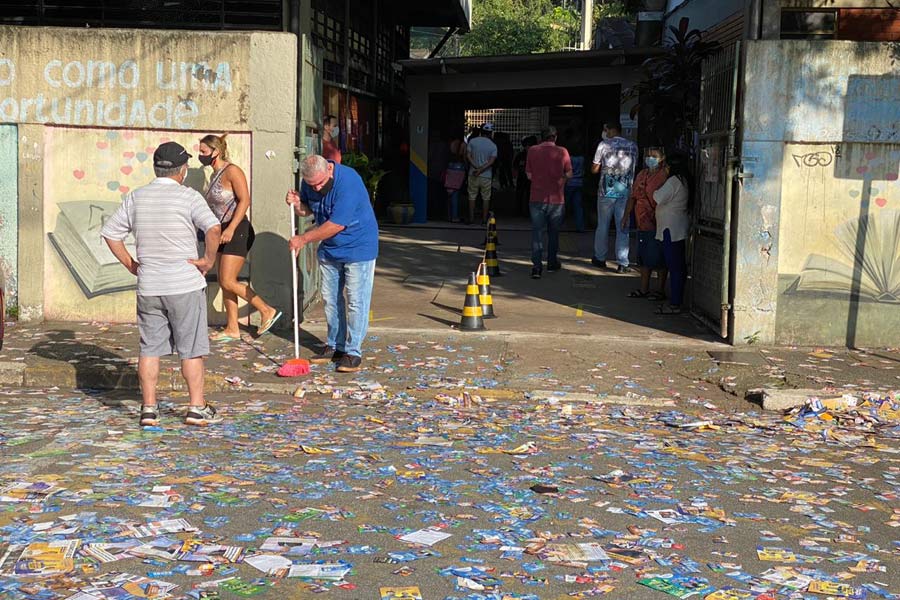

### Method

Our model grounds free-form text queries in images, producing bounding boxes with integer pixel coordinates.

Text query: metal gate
[689,42,741,339]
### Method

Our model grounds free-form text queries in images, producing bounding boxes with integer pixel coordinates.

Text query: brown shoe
[335,354,362,373]
[310,346,344,365]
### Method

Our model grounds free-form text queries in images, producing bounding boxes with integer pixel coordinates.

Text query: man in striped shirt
[101,141,223,427]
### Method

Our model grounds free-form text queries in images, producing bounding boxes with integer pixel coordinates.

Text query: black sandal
[628,289,650,298]
[656,304,682,315]
[646,291,666,301]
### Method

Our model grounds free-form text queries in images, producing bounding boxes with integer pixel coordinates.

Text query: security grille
[464,107,549,151]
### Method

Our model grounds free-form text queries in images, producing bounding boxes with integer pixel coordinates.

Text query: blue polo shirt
[301,162,379,263]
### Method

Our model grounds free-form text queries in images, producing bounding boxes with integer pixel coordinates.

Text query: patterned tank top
[205,164,236,223]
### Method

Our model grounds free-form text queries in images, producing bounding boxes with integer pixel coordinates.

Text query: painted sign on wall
[775,142,900,345]
[42,126,251,322]
[0,125,16,309]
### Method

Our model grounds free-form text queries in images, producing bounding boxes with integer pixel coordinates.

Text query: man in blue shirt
[286,155,379,373]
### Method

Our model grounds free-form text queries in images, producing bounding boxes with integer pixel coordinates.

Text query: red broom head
[277,358,310,377]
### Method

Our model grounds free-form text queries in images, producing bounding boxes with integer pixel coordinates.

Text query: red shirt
[323,138,342,164]
[525,142,572,205]
[630,167,668,231]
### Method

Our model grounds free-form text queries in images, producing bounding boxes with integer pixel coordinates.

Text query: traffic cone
[460,272,486,331]
[488,212,500,245]
[484,238,501,277]
[477,263,496,319]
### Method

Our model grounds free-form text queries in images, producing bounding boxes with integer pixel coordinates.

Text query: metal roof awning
[400,47,665,75]
[394,0,471,32]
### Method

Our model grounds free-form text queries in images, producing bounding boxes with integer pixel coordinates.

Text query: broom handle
[290,204,300,360]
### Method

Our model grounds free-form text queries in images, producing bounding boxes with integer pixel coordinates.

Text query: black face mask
[199,153,216,166]
[317,177,335,196]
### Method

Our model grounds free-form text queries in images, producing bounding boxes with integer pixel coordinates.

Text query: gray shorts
[137,289,209,359]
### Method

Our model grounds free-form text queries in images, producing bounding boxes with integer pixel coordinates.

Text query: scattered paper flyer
[638,574,714,599]
[245,554,291,576]
[543,542,610,562]
[126,518,198,538]
[756,546,798,562]
[14,540,81,576]
[398,526,452,546]
[259,537,317,555]
[807,580,865,599]
[380,586,424,600]
[288,562,351,580]
[0,480,66,503]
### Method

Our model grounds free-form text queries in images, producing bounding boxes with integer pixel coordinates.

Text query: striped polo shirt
[100,177,221,297]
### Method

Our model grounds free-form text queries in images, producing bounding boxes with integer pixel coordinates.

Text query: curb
[527,389,677,407]
[746,388,828,411]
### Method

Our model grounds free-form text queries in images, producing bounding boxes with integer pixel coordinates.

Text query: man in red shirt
[322,115,342,164]
[526,126,572,279]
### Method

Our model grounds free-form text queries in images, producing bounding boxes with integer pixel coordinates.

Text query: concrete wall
[0,125,15,309]
[0,26,297,324]
[735,40,900,347]
[406,64,642,221]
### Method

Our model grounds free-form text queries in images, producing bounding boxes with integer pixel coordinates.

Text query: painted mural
[776,142,900,345]
[0,125,16,311]
[43,126,251,322]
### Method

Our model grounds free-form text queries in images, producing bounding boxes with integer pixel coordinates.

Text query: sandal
[257,311,283,336]
[655,304,683,315]
[646,291,666,301]
[628,289,650,298]
[211,332,240,342]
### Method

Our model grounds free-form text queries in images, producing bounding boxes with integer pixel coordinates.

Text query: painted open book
[48,200,137,298]
[787,210,900,304]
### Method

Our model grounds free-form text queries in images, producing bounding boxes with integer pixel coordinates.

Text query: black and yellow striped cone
[488,212,500,245]
[484,239,501,277]
[460,272,486,331]
[477,263,496,319]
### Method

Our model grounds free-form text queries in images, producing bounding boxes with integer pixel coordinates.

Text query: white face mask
[330,126,340,138]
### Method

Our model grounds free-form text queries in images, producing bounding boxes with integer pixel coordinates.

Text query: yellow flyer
[380,587,424,600]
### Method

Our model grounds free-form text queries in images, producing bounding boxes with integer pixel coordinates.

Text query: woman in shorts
[199,134,281,341]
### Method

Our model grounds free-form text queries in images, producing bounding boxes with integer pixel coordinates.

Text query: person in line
[621,146,669,300]
[494,129,515,190]
[466,122,498,225]
[199,134,281,342]
[101,142,223,427]
[563,132,586,233]
[653,152,692,315]
[526,126,572,279]
[322,115,342,164]
[285,155,379,373]
[514,135,537,217]
[591,120,638,273]
[443,130,468,223]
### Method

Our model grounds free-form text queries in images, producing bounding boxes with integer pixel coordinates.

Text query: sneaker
[616,265,631,274]
[591,257,608,269]
[531,267,542,279]
[184,403,223,426]
[547,261,562,272]
[139,404,159,427]
[310,346,344,365]
[335,354,363,373]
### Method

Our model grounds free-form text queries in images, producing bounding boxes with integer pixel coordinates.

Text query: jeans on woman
[662,229,686,306]
[564,186,584,232]
[319,258,376,357]
[447,189,459,221]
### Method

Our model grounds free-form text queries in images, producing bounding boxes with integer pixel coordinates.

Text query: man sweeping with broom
[285,155,379,374]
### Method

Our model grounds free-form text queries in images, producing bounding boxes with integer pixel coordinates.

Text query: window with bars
[313,7,345,84]
[0,0,282,30]
[465,108,550,153]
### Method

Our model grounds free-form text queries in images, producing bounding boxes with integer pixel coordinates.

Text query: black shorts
[219,218,255,258]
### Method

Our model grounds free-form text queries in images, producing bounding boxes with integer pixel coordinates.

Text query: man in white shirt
[466,123,498,225]
[591,121,638,273]
[101,142,223,428]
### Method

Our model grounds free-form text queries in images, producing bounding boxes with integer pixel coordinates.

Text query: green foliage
[460,0,582,56]
[623,18,719,149]
[343,152,389,205]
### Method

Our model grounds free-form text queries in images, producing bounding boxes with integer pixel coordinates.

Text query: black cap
[153,141,191,168]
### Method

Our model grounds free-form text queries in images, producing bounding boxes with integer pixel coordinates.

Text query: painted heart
[145,147,155,154]
[123,151,135,159]
[123,131,135,139]
[865,151,877,160]
[107,181,120,191]
[106,131,118,140]
[96,141,109,149]
[159,136,171,143]
[136,152,148,162]
[849,189,860,198]
[118,185,130,194]
[888,173,898,181]
[871,188,880,195]
[856,166,868,174]
[120,165,133,175]
[73,169,85,180]
[876,197,887,207]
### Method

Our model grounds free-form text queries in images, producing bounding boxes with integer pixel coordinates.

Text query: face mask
[199,153,216,166]
[645,157,660,169]
[317,177,335,196]
[330,126,340,138]
[601,131,610,141]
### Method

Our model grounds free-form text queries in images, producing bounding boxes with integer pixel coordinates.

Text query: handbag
[443,162,466,191]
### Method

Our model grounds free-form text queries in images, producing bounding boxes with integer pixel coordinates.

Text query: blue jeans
[530,202,564,269]
[662,229,686,306]
[565,187,584,231]
[594,195,629,267]
[448,189,459,221]
[319,258,376,357]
